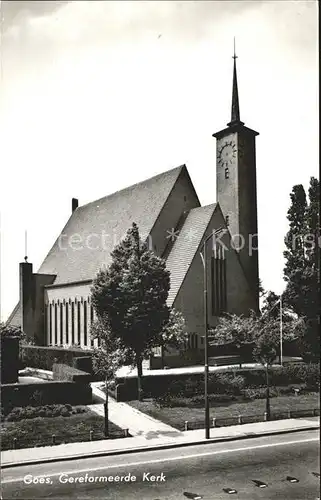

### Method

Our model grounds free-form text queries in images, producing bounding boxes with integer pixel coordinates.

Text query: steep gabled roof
[38,165,185,285]
[5,302,21,327]
[166,203,217,306]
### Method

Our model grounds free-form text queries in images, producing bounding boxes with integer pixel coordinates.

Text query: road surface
[1,430,319,499]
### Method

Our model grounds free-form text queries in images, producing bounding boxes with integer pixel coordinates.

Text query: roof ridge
[78,165,186,210]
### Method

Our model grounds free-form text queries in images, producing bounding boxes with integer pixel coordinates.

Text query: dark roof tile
[38,165,184,284]
[166,204,217,306]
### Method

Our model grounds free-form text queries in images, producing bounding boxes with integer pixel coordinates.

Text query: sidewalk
[115,362,264,378]
[2,417,319,468]
[90,382,180,438]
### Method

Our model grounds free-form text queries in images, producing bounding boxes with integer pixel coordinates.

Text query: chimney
[19,261,34,341]
[72,198,79,213]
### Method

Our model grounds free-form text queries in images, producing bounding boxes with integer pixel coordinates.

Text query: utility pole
[280,294,283,366]
[200,227,225,440]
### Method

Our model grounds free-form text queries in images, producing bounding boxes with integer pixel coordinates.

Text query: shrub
[60,408,71,417]
[241,370,266,387]
[270,363,320,387]
[209,394,237,403]
[184,378,203,397]
[242,387,279,400]
[191,394,237,405]
[208,373,246,395]
[168,380,189,397]
[75,406,86,413]
[24,406,36,419]
[5,404,86,421]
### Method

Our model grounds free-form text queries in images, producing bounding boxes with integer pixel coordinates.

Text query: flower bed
[1,410,127,450]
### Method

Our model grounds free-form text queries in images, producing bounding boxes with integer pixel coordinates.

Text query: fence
[1,427,131,452]
[181,407,320,431]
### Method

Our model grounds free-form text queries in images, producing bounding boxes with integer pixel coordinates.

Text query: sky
[0,0,318,321]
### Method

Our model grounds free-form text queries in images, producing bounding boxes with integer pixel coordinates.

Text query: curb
[2,425,319,469]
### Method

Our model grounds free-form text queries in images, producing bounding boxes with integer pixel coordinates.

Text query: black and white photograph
[0,1,319,499]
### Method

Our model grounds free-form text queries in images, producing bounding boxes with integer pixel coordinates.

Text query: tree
[91,222,185,400]
[0,323,25,340]
[252,330,278,420]
[283,178,320,361]
[212,313,306,420]
[90,319,127,437]
[158,308,188,368]
[259,279,266,298]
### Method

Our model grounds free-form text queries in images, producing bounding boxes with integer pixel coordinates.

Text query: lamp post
[279,294,283,366]
[200,226,225,439]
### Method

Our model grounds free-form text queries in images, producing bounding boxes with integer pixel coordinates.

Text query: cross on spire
[24,229,28,262]
[228,37,243,126]
[233,36,237,60]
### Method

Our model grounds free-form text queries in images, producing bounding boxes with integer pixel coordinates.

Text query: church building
[7,54,260,360]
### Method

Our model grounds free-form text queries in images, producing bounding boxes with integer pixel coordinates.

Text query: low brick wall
[52,363,92,383]
[1,337,20,383]
[20,345,93,372]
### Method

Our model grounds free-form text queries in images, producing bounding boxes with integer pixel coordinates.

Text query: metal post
[204,241,210,440]
[200,227,224,441]
[280,295,283,366]
[104,375,109,438]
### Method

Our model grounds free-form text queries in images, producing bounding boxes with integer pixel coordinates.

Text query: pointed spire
[24,229,28,262]
[228,38,244,127]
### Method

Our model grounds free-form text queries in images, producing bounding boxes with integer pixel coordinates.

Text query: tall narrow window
[65,304,69,345]
[211,250,227,316]
[60,303,63,345]
[77,302,81,346]
[225,215,230,226]
[84,300,87,347]
[71,302,75,345]
[222,257,227,311]
[225,167,229,179]
[90,304,95,347]
[54,304,58,345]
[49,304,52,345]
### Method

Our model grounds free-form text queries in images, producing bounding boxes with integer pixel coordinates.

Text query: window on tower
[211,248,227,316]
[226,215,230,226]
[225,167,229,179]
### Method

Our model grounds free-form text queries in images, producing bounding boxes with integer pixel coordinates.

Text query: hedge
[20,345,93,372]
[114,363,320,401]
[52,363,92,383]
[1,381,92,411]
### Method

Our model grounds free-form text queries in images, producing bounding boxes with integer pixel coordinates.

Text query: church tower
[213,45,259,312]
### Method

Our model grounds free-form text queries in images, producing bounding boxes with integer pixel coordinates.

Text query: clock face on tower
[218,140,237,167]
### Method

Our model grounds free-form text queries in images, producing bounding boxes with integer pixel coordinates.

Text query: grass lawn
[1,410,125,451]
[129,393,320,430]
